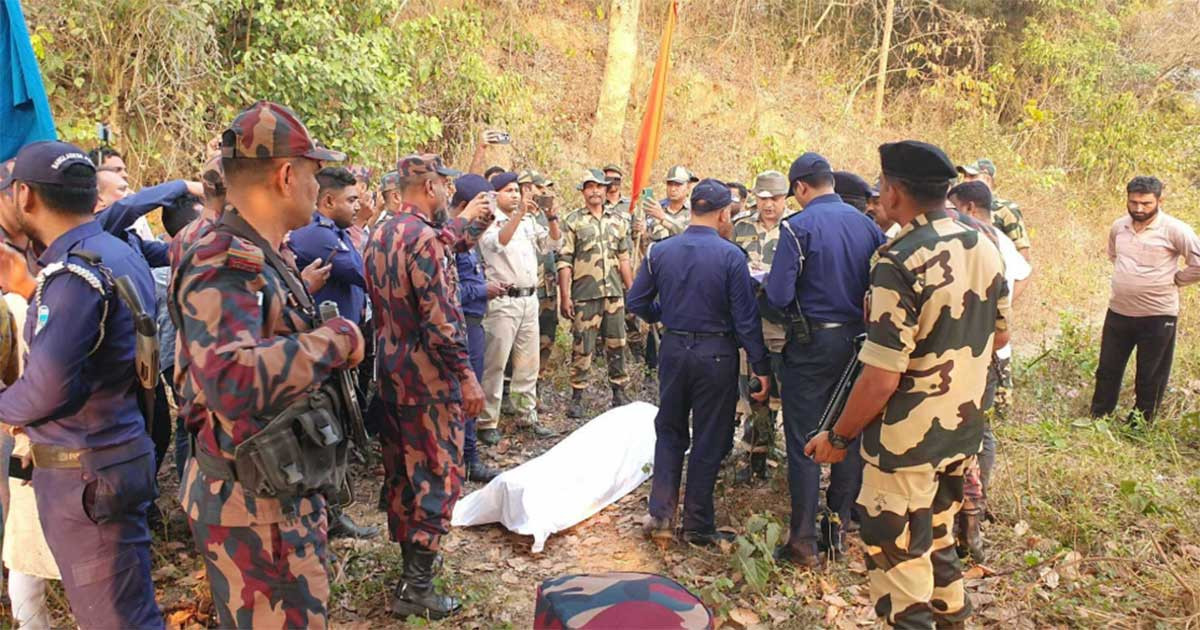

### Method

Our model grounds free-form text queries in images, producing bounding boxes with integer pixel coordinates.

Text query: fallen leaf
[500,571,520,585]
[1042,568,1060,590]
[822,593,849,608]
[824,604,840,625]
[1059,550,1082,580]
[819,577,836,595]
[1014,520,1030,536]
[766,607,790,623]
[728,607,760,627]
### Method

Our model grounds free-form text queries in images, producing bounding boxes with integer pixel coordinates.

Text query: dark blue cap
[879,140,957,183]
[452,174,492,207]
[833,171,872,202]
[690,178,732,214]
[786,152,832,197]
[3,141,96,191]
[489,171,519,192]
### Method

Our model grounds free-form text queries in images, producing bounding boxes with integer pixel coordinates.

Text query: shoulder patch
[192,230,265,274]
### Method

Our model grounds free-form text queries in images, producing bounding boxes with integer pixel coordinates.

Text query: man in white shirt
[477,172,561,444]
[949,180,1031,562]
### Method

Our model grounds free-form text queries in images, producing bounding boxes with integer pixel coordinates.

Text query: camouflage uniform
[857,207,1010,628]
[731,213,784,455]
[608,196,649,355]
[365,155,483,551]
[649,200,690,242]
[991,196,1030,252]
[532,208,560,374]
[558,206,632,391]
[173,102,360,629]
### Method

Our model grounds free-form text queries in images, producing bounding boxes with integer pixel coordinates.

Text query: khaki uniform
[991,196,1030,251]
[731,214,784,453]
[557,206,631,390]
[856,209,1010,628]
[649,200,690,241]
[532,209,560,374]
[609,197,649,353]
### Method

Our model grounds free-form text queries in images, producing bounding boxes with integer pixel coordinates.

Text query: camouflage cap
[222,101,345,162]
[379,170,401,193]
[200,154,225,197]
[752,170,788,198]
[350,165,372,185]
[957,158,996,178]
[517,169,542,185]
[601,163,624,178]
[665,164,698,184]
[577,168,611,191]
[396,153,460,179]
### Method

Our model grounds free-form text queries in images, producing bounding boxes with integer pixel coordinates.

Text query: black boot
[467,457,501,482]
[477,427,502,446]
[567,389,586,419]
[327,504,380,540]
[390,542,461,620]
[611,386,631,408]
[955,508,986,563]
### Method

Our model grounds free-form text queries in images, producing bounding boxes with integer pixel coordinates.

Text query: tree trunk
[873,0,896,128]
[591,0,641,161]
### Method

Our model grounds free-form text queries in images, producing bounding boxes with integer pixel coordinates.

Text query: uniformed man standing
[365,154,487,619]
[647,165,697,241]
[0,141,163,629]
[956,158,1031,260]
[558,169,634,418]
[766,152,886,567]
[628,179,770,545]
[731,170,789,482]
[173,102,364,629]
[807,140,1010,630]
[376,170,402,225]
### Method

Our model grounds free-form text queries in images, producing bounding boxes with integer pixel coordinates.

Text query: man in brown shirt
[1091,176,1200,425]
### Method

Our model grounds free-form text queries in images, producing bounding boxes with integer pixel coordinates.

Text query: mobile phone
[97,123,112,145]
[535,194,554,211]
[9,454,30,482]
[486,191,499,213]
[489,131,511,145]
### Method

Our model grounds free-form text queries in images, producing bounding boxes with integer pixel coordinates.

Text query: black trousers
[1090,309,1177,423]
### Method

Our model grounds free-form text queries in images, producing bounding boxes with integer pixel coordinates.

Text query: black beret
[833,171,872,202]
[878,140,957,183]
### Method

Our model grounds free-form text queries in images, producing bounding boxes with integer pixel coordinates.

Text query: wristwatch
[827,430,852,450]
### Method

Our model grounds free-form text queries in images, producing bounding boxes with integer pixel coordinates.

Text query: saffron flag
[1,0,57,160]
[629,0,678,203]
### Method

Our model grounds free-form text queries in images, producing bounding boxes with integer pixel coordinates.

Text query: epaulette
[34,252,111,354]
[194,230,265,274]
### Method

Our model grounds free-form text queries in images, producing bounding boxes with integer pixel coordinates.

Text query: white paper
[450,402,658,552]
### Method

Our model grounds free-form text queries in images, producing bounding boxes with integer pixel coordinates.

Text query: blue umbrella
[0,0,56,161]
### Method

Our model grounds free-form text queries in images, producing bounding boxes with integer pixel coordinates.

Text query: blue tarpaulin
[1,0,55,161]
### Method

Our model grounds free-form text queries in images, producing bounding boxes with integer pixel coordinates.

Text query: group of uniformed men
[0,97,1033,630]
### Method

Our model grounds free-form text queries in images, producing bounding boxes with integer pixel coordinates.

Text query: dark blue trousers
[34,437,163,629]
[778,323,865,552]
[648,333,739,533]
[463,319,486,465]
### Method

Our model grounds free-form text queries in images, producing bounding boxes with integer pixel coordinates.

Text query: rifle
[807,333,867,440]
[318,301,368,448]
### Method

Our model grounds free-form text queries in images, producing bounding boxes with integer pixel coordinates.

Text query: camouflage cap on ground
[957,158,996,178]
[396,153,460,179]
[753,170,789,197]
[379,170,401,193]
[577,168,611,191]
[222,100,345,162]
[665,165,698,184]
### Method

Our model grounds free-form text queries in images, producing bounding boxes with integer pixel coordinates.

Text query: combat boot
[955,508,986,563]
[567,389,587,419]
[467,457,501,482]
[476,427,502,446]
[390,542,461,620]
[611,385,631,408]
[327,505,380,540]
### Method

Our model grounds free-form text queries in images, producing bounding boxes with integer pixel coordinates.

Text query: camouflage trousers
[380,403,465,551]
[570,296,629,390]
[858,458,972,629]
[539,295,559,377]
[189,509,330,629]
[737,351,782,453]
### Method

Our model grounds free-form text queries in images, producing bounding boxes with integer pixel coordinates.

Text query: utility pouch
[232,385,348,503]
[80,438,158,524]
[787,312,812,346]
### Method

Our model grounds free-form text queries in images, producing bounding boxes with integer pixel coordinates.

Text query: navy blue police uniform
[765,152,886,561]
[0,142,163,629]
[627,179,769,539]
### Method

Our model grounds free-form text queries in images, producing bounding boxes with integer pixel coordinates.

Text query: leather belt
[664,329,732,339]
[505,287,537,298]
[30,443,83,469]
